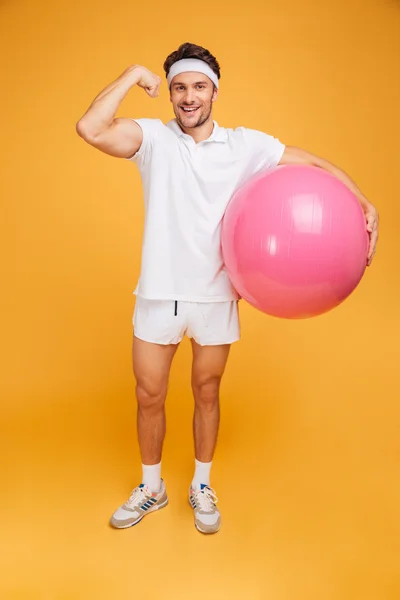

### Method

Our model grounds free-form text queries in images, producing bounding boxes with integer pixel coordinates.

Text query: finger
[371,228,379,248]
[146,87,159,98]
[367,239,374,258]
[367,232,378,261]
[367,250,375,266]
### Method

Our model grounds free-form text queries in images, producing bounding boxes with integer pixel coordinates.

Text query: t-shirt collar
[166,119,228,143]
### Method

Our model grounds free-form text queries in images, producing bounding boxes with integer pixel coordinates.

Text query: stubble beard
[175,104,213,130]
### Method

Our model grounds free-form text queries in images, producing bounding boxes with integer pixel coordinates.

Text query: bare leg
[190,340,231,462]
[132,336,178,465]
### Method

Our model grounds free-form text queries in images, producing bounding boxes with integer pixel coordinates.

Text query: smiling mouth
[180,106,200,115]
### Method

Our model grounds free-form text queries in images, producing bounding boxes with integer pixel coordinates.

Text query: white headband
[167,58,219,89]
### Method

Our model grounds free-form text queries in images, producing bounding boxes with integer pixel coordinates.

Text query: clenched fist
[123,65,161,98]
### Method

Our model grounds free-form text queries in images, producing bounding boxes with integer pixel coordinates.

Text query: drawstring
[174,301,178,316]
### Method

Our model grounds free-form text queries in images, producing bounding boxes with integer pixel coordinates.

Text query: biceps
[80,118,144,159]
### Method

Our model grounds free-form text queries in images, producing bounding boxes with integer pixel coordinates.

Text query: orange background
[2,0,400,598]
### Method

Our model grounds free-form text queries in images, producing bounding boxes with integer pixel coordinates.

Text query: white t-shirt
[128,118,285,302]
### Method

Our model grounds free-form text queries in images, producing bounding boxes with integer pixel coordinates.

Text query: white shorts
[133,296,240,346]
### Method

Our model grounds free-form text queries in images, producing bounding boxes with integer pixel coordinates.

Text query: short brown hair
[163,42,221,81]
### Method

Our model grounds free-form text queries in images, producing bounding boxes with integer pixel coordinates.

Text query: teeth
[182,107,198,112]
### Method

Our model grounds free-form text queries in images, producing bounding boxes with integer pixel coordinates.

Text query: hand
[363,202,379,266]
[131,65,161,98]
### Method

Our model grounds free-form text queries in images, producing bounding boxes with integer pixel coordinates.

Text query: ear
[212,87,219,103]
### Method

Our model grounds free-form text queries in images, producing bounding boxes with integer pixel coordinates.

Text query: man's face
[170,71,218,130]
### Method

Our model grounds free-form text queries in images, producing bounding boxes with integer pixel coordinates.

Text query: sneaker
[189,484,221,534]
[110,480,168,529]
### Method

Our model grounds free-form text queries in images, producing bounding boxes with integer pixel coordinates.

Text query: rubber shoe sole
[111,496,169,529]
[188,498,221,535]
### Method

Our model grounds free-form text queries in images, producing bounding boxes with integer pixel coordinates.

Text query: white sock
[192,459,212,491]
[142,462,161,493]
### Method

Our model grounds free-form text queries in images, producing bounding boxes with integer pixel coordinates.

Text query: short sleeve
[240,127,286,175]
[126,118,164,168]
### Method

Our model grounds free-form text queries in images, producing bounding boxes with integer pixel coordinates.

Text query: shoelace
[126,485,151,509]
[194,486,218,512]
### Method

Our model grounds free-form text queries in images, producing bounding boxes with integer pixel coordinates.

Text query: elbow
[75,118,100,143]
[76,118,92,141]
[76,118,87,138]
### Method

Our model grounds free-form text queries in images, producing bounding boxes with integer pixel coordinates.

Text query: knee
[136,378,167,410]
[192,376,221,409]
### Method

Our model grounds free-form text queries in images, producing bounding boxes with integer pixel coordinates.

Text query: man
[76,42,379,535]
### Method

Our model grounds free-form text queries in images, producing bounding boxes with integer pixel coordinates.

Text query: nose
[183,89,196,104]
